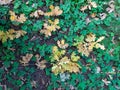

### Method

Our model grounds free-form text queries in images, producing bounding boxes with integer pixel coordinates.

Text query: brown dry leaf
[35,60,46,69]
[45,5,63,16]
[80,5,88,12]
[0,0,13,5]
[77,42,90,56]
[15,30,27,38]
[57,39,68,49]
[87,42,96,52]
[30,10,44,18]
[90,1,97,8]
[19,54,33,66]
[35,54,46,69]
[80,1,97,11]
[9,11,27,23]
[17,14,26,23]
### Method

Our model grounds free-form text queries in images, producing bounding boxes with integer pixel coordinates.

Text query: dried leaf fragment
[57,39,68,49]
[102,79,111,85]
[0,0,13,5]
[85,33,96,42]
[19,54,33,66]
[80,0,97,11]
[30,5,62,18]
[35,60,46,69]
[30,10,44,18]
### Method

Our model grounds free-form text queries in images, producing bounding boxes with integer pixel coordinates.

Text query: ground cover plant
[0,0,120,90]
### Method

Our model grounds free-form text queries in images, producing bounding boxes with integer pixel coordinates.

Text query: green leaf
[118,0,120,3]
[33,20,43,31]
[14,0,21,9]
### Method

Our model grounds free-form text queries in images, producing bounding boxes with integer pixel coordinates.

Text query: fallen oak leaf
[85,33,96,42]
[45,5,63,16]
[57,39,68,49]
[19,54,33,66]
[35,60,47,69]
[40,19,60,37]
[0,0,13,5]
[9,11,27,23]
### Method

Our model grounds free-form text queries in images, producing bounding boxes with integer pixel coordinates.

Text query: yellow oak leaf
[76,33,105,56]
[45,5,63,16]
[0,29,26,43]
[51,46,66,61]
[40,19,60,37]
[77,42,90,56]
[71,52,80,62]
[9,11,27,23]
[52,56,80,75]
